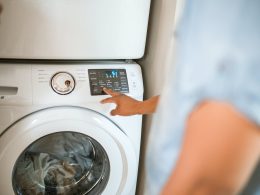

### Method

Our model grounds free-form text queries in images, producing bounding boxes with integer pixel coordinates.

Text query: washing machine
[0,62,143,195]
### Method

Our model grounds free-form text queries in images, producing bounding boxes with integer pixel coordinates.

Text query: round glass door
[12,132,110,195]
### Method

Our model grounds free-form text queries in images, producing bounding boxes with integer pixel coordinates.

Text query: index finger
[103,88,121,97]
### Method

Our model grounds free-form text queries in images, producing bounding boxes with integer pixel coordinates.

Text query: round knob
[51,72,75,95]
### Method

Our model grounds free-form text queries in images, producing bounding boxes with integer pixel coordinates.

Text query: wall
[136,0,184,194]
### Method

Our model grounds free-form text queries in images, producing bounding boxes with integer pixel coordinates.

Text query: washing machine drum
[13,132,109,195]
[0,107,137,195]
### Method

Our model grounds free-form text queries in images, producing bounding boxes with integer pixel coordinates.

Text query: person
[101,0,260,194]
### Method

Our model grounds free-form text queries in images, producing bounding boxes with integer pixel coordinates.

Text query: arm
[162,101,260,195]
[100,88,159,116]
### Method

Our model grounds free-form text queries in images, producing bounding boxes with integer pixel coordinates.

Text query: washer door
[0,107,137,195]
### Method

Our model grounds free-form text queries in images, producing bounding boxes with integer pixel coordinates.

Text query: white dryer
[0,62,143,195]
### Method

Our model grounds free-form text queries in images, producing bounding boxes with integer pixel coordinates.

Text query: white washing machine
[0,62,143,195]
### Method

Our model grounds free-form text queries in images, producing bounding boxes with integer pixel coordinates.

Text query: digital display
[105,70,119,78]
[88,69,129,96]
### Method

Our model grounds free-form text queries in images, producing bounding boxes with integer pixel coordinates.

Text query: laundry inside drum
[12,132,110,195]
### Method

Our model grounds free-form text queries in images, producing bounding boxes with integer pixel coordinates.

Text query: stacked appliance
[0,1,150,195]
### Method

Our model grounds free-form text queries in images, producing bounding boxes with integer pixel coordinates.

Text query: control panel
[88,69,129,95]
[30,63,143,104]
[0,63,143,106]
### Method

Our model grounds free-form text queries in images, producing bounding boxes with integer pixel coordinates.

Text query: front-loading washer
[0,62,143,195]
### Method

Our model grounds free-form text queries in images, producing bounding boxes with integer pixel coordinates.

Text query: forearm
[163,173,236,195]
[162,101,260,195]
[137,95,159,114]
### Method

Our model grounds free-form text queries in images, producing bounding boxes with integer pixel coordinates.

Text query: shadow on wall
[136,0,179,194]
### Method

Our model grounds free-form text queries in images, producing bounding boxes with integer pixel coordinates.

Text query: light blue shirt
[145,0,260,194]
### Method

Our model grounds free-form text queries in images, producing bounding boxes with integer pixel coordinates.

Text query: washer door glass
[12,132,110,195]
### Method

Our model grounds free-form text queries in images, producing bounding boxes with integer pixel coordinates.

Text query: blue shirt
[145,0,260,194]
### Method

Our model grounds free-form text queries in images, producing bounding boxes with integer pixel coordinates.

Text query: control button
[51,72,75,95]
[132,81,137,89]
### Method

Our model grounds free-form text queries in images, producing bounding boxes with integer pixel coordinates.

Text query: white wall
[136,0,184,194]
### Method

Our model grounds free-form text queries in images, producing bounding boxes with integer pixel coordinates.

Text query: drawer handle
[0,86,18,95]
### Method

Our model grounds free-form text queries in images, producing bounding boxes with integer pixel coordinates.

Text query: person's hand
[100,88,142,116]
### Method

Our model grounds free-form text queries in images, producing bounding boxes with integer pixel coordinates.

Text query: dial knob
[51,72,75,95]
